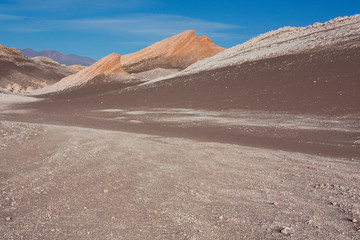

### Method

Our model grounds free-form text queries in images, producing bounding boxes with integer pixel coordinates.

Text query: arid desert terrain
[1,15,360,239]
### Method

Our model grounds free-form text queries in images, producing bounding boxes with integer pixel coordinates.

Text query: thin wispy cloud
[65,14,241,36]
[1,14,243,40]
[0,14,25,21]
[1,0,153,11]
[0,0,156,15]
[16,28,47,33]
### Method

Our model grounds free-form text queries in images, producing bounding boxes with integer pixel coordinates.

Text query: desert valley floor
[0,94,359,240]
[1,14,360,240]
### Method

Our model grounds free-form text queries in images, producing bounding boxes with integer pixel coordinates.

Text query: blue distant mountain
[21,48,96,66]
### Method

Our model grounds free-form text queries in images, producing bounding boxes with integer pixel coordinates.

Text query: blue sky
[0,0,359,60]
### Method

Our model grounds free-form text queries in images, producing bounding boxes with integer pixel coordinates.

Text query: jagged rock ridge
[35,53,135,94]
[121,30,224,73]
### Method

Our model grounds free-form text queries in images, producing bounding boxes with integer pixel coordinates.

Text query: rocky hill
[35,53,136,95]
[0,45,75,93]
[121,30,224,73]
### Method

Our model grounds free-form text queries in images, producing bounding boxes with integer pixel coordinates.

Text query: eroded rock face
[121,30,224,73]
[69,65,87,73]
[35,53,135,94]
[0,45,75,93]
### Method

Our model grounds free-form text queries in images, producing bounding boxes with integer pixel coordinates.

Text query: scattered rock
[352,218,358,223]
[273,201,279,206]
[5,217,11,221]
[280,226,291,235]
[331,202,338,206]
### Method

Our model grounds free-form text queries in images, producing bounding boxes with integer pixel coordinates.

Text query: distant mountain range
[20,48,96,66]
[0,45,75,92]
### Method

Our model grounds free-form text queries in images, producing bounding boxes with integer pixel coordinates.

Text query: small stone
[273,202,279,206]
[331,202,338,206]
[307,220,314,225]
[5,217,11,221]
[352,218,358,223]
[103,190,109,193]
[280,227,291,235]
[219,216,224,220]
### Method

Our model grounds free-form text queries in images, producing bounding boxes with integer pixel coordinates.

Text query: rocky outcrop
[69,65,87,72]
[35,53,134,94]
[0,45,75,93]
[121,30,224,73]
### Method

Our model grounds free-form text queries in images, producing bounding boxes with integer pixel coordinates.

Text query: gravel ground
[1,121,360,239]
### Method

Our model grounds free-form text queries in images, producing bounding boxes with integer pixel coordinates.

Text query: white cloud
[60,14,243,39]
[0,0,152,11]
[0,14,24,21]
[0,13,244,48]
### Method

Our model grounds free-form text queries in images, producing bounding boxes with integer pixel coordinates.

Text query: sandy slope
[0,121,359,239]
[179,15,360,76]
[49,47,359,115]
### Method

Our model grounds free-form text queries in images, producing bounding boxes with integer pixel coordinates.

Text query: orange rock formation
[60,53,130,85]
[38,53,132,93]
[121,30,224,73]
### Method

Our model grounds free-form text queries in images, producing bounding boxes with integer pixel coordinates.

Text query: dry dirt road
[1,120,360,239]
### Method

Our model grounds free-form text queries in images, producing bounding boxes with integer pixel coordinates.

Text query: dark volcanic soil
[49,47,359,115]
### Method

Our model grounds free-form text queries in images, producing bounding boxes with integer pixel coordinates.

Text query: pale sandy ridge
[182,15,360,74]
[33,53,132,94]
[144,14,360,85]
